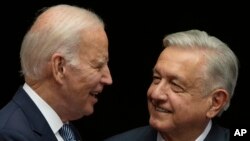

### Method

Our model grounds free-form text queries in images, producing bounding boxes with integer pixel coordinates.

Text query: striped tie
[59,124,76,141]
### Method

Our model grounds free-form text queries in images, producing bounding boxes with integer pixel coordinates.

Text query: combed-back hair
[20,4,104,80]
[163,29,239,114]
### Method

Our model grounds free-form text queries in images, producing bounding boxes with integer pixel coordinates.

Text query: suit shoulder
[0,129,31,141]
[0,101,28,129]
[104,126,157,141]
[205,124,230,141]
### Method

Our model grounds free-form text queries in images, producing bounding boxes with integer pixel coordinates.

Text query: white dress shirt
[157,120,212,141]
[23,83,65,141]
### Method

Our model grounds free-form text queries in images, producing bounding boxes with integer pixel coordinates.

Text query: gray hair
[20,4,104,80]
[163,29,239,114]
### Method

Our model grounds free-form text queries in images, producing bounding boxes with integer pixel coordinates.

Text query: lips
[155,106,172,113]
[151,100,172,113]
[90,92,99,98]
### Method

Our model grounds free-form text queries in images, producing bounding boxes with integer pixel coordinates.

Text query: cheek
[174,97,208,119]
[73,69,100,88]
[84,73,101,87]
[170,95,192,113]
[64,73,92,96]
[83,68,101,81]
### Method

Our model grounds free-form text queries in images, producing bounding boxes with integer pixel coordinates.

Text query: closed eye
[171,81,185,93]
[152,75,161,84]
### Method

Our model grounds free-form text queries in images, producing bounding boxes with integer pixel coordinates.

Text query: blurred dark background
[0,1,249,140]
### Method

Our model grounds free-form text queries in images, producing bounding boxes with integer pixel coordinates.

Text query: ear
[51,53,66,84]
[206,89,229,118]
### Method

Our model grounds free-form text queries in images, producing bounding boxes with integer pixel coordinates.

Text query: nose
[148,82,168,101]
[101,65,113,85]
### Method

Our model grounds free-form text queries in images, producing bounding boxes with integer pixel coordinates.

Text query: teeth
[90,93,98,97]
[155,107,170,113]
[155,107,165,112]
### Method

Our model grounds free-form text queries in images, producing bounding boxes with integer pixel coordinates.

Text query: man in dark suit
[104,123,229,141]
[105,29,237,141]
[0,4,112,141]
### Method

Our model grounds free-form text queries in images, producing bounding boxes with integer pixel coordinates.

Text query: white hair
[163,29,239,114]
[20,4,104,80]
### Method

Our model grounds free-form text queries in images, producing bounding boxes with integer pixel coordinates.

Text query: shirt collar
[157,120,212,141]
[196,120,212,141]
[23,83,64,134]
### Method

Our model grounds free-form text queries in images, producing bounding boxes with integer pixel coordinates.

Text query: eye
[171,81,185,93]
[91,57,107,71]
[95,64,105,71]
[152,75,161,84]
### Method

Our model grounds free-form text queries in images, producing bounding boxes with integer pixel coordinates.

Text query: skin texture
[0,5,114,141]
[147,46,228,141]
[28,27,112,122]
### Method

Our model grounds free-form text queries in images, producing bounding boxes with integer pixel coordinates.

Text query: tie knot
[59,124,76,141]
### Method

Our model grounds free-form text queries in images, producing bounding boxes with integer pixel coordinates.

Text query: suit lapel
[13,87,58,141]
[204,123,229,141]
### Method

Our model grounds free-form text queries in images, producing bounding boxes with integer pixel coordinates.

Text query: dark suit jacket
[104,124,229,141]
[0,87,81,141]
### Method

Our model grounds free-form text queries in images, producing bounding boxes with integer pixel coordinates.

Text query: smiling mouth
[90,92,99,98]
[154,105,172,113]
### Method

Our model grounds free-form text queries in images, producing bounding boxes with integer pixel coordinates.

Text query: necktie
[59,124,76,141]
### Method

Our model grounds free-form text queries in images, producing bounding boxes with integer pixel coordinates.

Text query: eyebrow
[152,68,159,75]
[152,68,185,83]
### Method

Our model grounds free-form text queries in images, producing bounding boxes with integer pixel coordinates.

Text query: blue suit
[104,124,229,141]
[0,87,81,141]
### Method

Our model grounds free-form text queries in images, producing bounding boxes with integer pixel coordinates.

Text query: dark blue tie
[59,124,76,141]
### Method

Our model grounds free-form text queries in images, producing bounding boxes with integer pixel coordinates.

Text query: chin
[83,108,95,116]
[149,116,167,131]
[149,116,158,128]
